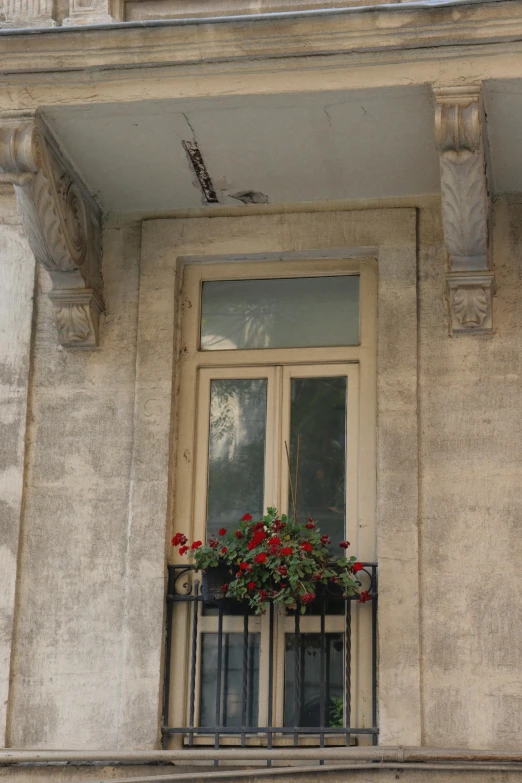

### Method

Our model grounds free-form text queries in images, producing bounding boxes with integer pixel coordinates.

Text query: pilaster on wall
[434,86,495,335]
[0,0,56,27]
[0,110,103,348]
[0,186,36,746]
[63,0,113,26]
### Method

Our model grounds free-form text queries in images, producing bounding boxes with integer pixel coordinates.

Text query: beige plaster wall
[6,222,143,749]
[418,197,522,750]
[0,186,35,746]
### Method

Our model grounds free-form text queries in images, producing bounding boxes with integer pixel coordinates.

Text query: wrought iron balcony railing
[162,563,377,761]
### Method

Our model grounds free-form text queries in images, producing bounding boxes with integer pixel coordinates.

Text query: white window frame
[169,256,377,743]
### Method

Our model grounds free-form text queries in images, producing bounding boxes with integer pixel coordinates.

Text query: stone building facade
[0,0,522,781]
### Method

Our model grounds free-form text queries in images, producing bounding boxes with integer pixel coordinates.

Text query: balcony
[162,563,377,761]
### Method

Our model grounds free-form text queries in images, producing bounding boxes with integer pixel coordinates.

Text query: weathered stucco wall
[3,199,522,752]
[7,222,143,749]
[0,186,35,746]
[418,197,522,749]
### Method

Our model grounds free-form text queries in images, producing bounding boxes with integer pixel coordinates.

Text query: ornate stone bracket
[434,86,496,335]
[0,110,103,348]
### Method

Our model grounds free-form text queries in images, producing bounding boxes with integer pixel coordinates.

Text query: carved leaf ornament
[452,286,488,328]
[434,87,495,334]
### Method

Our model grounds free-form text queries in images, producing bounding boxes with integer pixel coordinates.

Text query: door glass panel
[288,376,347,545]
[201,276,359,350]
[200,633,260,727]
[207,378,267,536]
[284,633,344,727]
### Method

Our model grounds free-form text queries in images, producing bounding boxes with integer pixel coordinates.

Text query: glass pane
[284,633,344,727]
[200,633,260,727]
[288,377,347,546]
[201,276,359,350]
[207,379,267,536]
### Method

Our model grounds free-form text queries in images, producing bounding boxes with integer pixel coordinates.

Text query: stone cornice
[1,0,522,74]
[0,110,103,347]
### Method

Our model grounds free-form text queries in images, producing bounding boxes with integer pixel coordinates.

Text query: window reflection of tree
[289,377,346,545]
[202,293,277,351]
[207,379,267,534]
[201,277,360,351]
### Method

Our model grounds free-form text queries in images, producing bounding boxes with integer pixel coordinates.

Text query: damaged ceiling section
[40,82,520,214]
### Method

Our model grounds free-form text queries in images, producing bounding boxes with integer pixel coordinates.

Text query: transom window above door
[200,275,360,350]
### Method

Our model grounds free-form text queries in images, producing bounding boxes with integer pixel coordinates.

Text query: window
[167,256,377,748]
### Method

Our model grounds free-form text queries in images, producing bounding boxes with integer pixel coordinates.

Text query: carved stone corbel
[0,110,103,348]
[434,86,495,334]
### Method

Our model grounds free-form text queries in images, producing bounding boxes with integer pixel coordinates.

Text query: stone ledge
[0,0,522,75]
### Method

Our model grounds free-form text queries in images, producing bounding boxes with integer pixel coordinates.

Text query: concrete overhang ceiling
[41,81,522,214]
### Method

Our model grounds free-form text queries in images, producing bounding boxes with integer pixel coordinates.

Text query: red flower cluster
[171,510,366,615]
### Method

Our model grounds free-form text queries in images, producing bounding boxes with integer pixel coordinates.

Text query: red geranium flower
[320,534,331,545]
[300,541,313,552]
[280,546,293,556]
[178,545,189,555]
[242,513,252,521]
[258,589,268,600]
[359,591,371,603]
[301,592,316,604]
[352,562,364,572]
[247,581,256,590]
[222,583,229,592]
[248,530,266,550]
[218,528,227,536]
[221,546,227,554]
[277,565,288,576]
[191,541,202,550]
[172,532,188,546]
[339,540,350,549]
[254,552,267,563]
[209,538,219,548]
[268,536,280,546]
[305,521,315,529]
[239,561,249,570]
[234,530,243,539]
